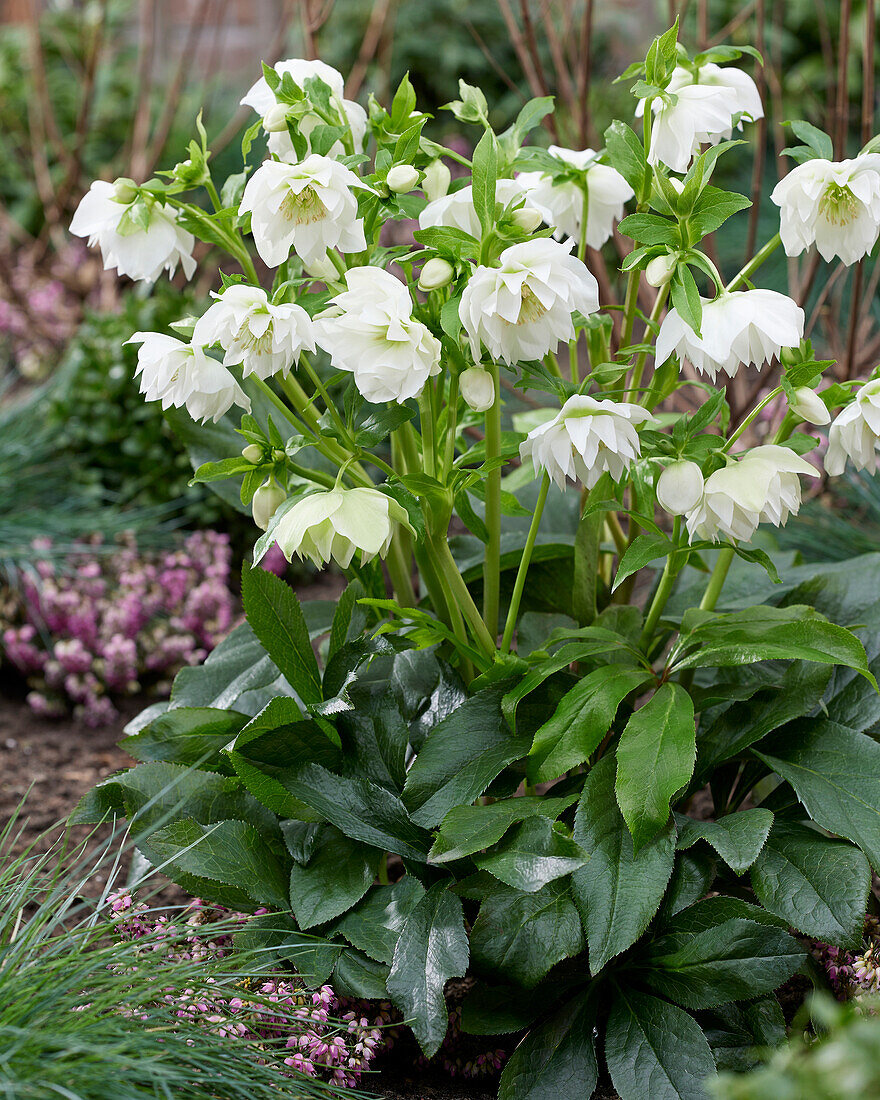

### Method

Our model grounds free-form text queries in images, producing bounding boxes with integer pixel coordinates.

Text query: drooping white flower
[685,445,818,543]
[825,379,880,475]
[517,147,634,248]
[70,181,196,283]
[520,394,657,490]
[419,178,535,239]
[656,460,704,514]
[241,58,367,160]
[313,267,441,403]
[239,154,367,268]
[126,332,250,423]
[770,155,880,266]
[271,486,411,568]
[655,290,804,382]
[192,284,315,380]
[640,63,763,173]
[459,239,600,366]
[459,367,495,412]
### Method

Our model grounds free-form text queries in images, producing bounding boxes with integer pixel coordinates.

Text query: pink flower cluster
[814,915,880,999]
[107,893,386,1088]
[2,531,235,726]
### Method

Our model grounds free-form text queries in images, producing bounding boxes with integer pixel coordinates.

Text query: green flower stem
[618,267,642,357]
[500,474,550,654]
[726,232,782,292]
[544,352,564,379]
[723,386,784,451]
[483,361,502,640]
[772,410,799,444]
[328,249,349,279]
[249,376,305,432]
[639,516,682,650]
[278,374,321,432]
[298,352,350,442]
[444,370,460,476]
[578,179,590,262]
[618,101,654,359]
[607,510,628,557]
[287,461,336,489]
[628,284,669,400]
[431,532,497,658]
[700,546,735,611]
[418,390,437,479]
[386,529,416,608]
[204,177,223,214]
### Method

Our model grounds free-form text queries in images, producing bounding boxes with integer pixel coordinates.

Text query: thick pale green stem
[386,530,416,607]
[431,533,497,658]
[628,284,669,400]
[724,386,784,451]
[418,390,436,479]
[500,474,550,654]
[725,232,782,292]
[700,547,735,611]
[483,361,502,640]
[639,516,682,649]
[298,352,349,442]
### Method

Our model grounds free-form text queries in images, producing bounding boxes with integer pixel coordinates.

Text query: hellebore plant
[74,21,880,1100]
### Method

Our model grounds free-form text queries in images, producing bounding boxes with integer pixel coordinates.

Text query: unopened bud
[252,480,287,531]
[510,206,543,233]
[656,460,704,515]
[422,159,451,202]
[262,103,290,133]
[645,254,676,288]
[304,252,339,282]
[242,443,263,464]
[386,164,420,193]
[460,367,495,412]
[668,177,685,195]
[791,386,831,426]
[418,257,455,292]
[113,177,138,204]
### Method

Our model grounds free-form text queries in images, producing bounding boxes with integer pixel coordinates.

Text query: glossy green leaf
[676,809,773,874]
[429,794,578,863]
[572,755,675,974]
[475,817,588,892]
[386,884,469,1057]
[605,989,715,1100]
[528,666,653,785]
[233,914,342,988]
[123,707,248,767]
[616,683,696,852]
[333,878,426,964]
[498,994,598,1100]
[750,822,871,947]
[288,825,380,929]
[332,950,390,1000]
[701,997,786,1074]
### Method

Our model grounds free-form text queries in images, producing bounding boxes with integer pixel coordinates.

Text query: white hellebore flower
[656,290,804,383]
[239,154,367,268]
[656,460,704,515]
[241,58,367,159]
[770,155,880,266]
[640,64,763,173]
[273,486,410,568]
[825,378,880,475]
[459,367,495,412]
[790,386,831,426]
[517,147,634,248]
[520,394,657,491]
[126,332,250,424]
[685,445,818,543]
[419,178,534,239]
[314,267,441,403]
[192,284,315,380]
[70,181,196,284]
[459,239,600,366]
[252,480,287,531]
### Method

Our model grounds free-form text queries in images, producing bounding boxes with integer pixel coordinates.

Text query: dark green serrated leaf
[288,824,380,929]
[676,809,773,874]
[475,816,588,892]
[498,994,598,1100]
[333,878,426,964]
[429,794,578,863]
[123,707,247,767]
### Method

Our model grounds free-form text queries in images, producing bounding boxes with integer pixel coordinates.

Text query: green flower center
[234,315,274,355]
[819,182,860,226]
[280,184,327,225]
[515,283,549,326]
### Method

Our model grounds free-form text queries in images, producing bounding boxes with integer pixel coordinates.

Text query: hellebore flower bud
[252,480,287,531]
[791,386,831,425]
[418,257,455,292]
[262,103,291,133]
[422,159,451,202]
[113,177,139,204]
[386,165,420,193]
[242,443,263,464]
[645,254,676,288]
[656,460,705,515]
[459,367,495,412]
[510,206,543,233]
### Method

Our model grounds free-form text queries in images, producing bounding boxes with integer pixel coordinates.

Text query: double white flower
[271,486,410,569]
[192,284,315,380]
[770,155,880,266]
[241,58,367,160]
[685,445,818,543]
[517,147,634,248]
[127,332,250,423]
[239,154,367,268]
[520,394,657,490]
[825,379,880,475]
[70,182,196,284]
[642,63,763,174]
[419,178,535,239]
[656,290,804,382]
[314,267,441,404]
[459,239,599,366]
